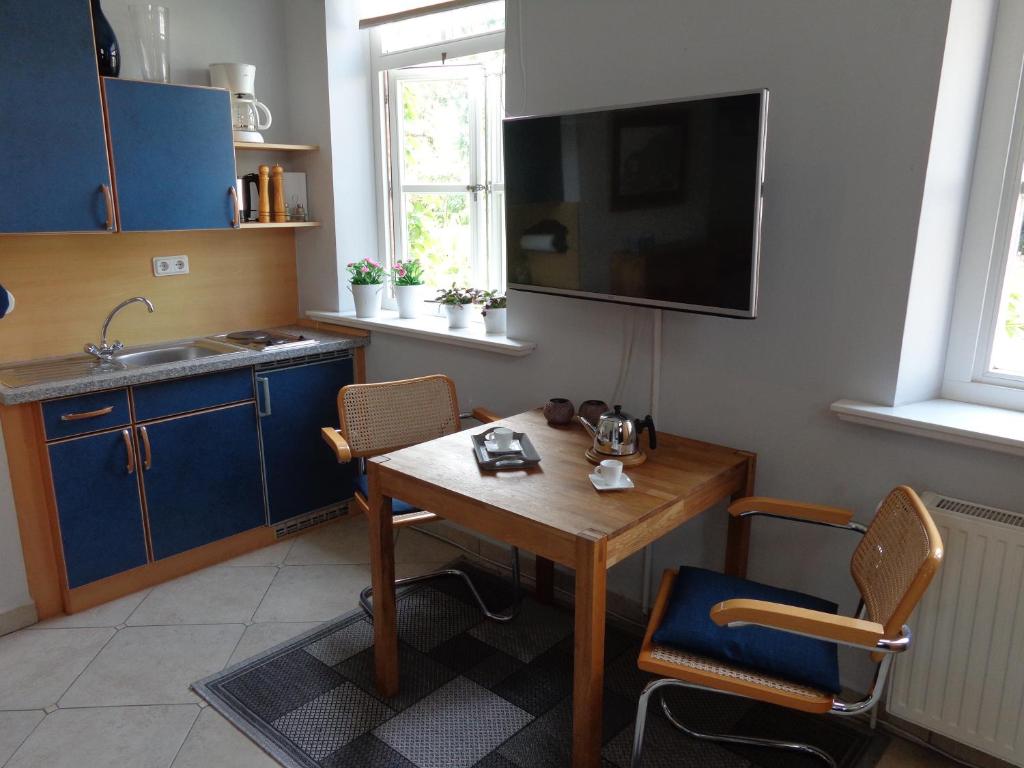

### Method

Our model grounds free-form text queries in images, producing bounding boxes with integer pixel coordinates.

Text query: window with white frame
[368,2,506,300]
[945,3,1024,410]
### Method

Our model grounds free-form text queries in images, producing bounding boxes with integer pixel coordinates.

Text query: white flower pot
[395,284,423,319]
[351,283,383,318]
[482,307,507,335]
[444,303,472,329]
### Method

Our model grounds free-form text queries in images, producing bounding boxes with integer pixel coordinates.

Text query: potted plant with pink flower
[347,258,386,318]
[392,259,425,319]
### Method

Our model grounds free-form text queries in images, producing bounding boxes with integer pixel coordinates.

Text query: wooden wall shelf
[239,221,321,229]
[234,142,319,152]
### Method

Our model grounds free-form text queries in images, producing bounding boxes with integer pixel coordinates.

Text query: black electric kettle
[239,173,260,222]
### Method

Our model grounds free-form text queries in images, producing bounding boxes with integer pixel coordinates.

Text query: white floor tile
[59,624,244,707]
[284,515,370,565]
[227,622,322,667]
[127,567,277,626]
[170,707,279,768]
[0,628,114,710]
[253,564,369,623]
[6,705,197,768]
[223,538,294,566]
[31,591,149,630]
[395,528,462,564]
[0,711,44,765]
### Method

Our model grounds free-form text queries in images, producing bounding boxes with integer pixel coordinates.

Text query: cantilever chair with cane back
[321,374,521,622]
[630,485,943,767]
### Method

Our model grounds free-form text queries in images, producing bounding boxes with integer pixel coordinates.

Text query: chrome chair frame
[358,550,522,623]
[322,387,523,625]
[630,506,917,768]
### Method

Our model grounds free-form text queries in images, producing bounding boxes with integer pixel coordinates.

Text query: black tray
[472,430,542,470]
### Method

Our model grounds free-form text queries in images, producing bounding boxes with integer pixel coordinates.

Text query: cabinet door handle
[61,405,114,422]
[122,429,135,475]
[228,185,241,229]
[101,183,115,231]
[256,376,272,416]
[138,425,152,470]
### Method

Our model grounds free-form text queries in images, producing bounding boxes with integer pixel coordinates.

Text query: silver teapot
[577,405,657,457]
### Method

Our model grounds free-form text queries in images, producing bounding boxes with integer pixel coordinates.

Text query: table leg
[724,454,757,578]
[572,534,608,768]
[535,556,555,604]
[367,463,398,697]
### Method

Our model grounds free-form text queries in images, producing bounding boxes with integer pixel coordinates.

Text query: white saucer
[589,472,634,491]
[484,439,522,454]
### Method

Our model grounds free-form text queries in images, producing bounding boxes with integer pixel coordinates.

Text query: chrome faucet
[85,297,155,361]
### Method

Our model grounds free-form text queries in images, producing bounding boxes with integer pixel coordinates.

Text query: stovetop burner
[214,329,316,351]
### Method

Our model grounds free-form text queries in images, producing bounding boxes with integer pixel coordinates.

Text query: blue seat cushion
[652,566,842,694]
[354,475,421,515]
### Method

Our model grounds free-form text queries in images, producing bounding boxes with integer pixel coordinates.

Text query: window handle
[466,183,489,201]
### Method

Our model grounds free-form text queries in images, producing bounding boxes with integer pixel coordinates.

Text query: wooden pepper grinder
[271,165,286,223]
[258,165,271,223]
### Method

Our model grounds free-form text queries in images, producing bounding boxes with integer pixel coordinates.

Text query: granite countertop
[0,326,369,406]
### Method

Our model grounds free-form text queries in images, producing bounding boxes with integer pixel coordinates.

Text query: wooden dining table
[365,408,756,768]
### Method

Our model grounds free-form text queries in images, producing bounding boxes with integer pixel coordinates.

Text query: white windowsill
[306,309,537,357]
[831,398,1024,457]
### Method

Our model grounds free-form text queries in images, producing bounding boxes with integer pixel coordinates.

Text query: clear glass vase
[130,4,170,83]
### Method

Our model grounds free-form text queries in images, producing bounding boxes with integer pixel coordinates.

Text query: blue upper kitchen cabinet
[49,429,149,589]
[103,79,238,231]
[258,357,356,524]
[0,1,114,233]
[141,402,265,559]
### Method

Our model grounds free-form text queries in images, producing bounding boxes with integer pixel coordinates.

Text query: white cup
[490,427,514,450]
[596,459,624,484]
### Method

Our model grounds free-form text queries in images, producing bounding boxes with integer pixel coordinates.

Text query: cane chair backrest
[336,374,461,458]
[851,485,943,638]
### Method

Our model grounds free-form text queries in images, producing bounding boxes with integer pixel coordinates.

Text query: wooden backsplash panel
[0,230,298,364]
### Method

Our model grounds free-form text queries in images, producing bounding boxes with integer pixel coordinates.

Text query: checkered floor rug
[193,565,886,768]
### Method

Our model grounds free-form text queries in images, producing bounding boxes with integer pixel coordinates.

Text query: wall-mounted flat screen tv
[503,89,768,318]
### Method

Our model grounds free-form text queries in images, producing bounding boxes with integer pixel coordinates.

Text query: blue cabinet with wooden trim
[141,402,265,559]
[48,430,148,589]
[0,1,114,233]
[257,356,356,524]
[103,79,238,232]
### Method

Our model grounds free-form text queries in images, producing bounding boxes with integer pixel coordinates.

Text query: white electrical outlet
[152,255,190,277]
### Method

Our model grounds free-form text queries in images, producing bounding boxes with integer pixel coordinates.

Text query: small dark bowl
[543,397,575,426]
[578,399,610,425]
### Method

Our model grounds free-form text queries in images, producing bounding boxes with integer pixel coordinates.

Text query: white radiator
[887,491,1024,766]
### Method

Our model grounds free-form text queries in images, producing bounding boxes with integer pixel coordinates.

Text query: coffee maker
[209,63,272,143]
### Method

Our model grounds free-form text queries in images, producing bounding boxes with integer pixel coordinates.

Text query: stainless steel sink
[0,338,244,388]
[112,338,242,367]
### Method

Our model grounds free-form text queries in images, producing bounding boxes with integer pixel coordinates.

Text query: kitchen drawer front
[133,368,254,421]
[42,390,131,441]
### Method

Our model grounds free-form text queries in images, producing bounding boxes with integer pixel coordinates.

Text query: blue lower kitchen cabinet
[142,402,266,559]
[257,356,356,524]
[48,430,148,588]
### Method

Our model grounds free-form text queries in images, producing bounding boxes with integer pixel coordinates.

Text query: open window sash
[387,64,489,292]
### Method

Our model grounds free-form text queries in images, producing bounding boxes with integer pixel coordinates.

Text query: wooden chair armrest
[711,598,885,649]
[320,427,352,463]
[468,406,501,424]
[728,496,855,527]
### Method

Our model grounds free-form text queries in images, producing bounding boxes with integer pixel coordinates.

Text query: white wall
[894,0,998,404]
[0,422,33,625]
[360,0,1024,690]
[104,0,293,143]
